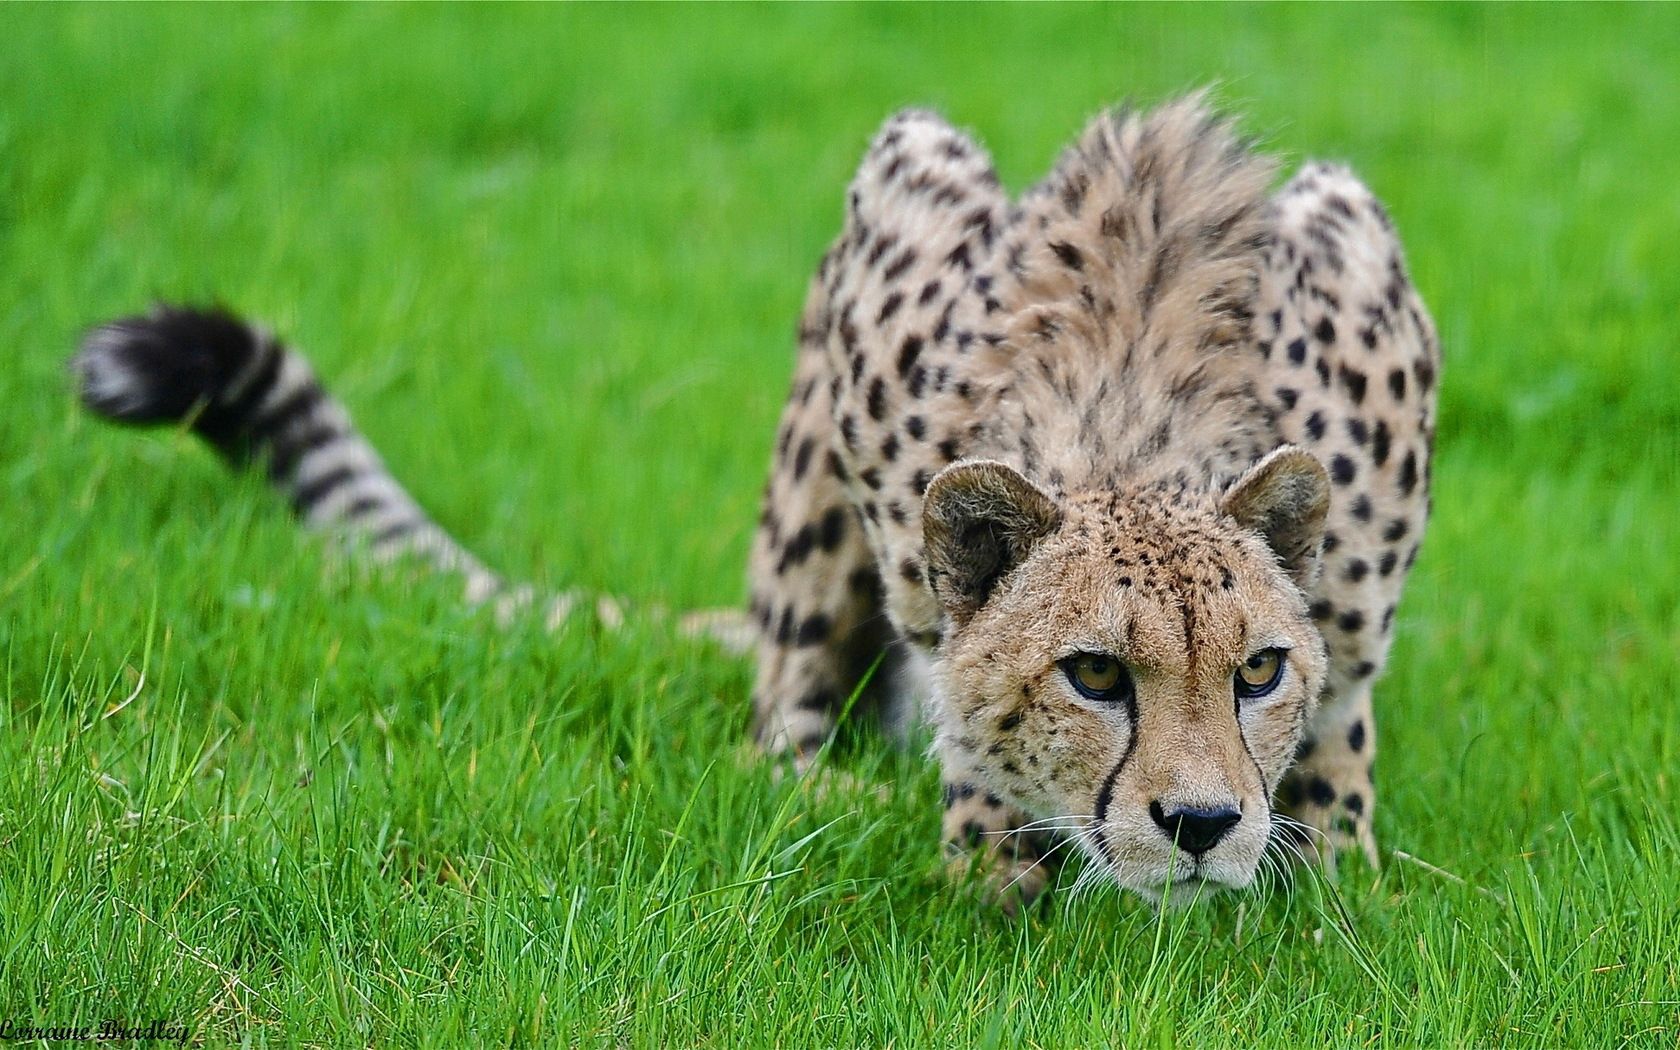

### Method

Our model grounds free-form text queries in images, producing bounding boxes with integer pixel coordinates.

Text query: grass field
[3,4,1679,1046]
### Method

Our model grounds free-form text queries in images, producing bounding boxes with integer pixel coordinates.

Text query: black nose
[1149,801,1242,855]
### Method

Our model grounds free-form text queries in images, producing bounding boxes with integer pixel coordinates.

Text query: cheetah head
[922,447,1330,903]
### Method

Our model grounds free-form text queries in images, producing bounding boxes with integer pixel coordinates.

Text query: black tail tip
[73,305,263,424]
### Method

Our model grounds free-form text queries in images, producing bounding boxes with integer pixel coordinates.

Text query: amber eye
[1061,653,1133,703]
[1234,648,1286,700]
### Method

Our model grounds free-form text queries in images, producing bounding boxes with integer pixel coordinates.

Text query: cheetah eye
[1234,648,1286,701]
[1061,653,1133,703]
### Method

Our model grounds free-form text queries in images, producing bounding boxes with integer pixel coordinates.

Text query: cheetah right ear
[922,460,1062,626]
[1221,446,1330,587]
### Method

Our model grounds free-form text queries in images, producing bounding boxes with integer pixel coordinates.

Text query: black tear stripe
[1088,692,1141,861]
[1236,730,1271,826]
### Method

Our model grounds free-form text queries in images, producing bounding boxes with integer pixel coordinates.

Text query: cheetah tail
[71,303,754,650]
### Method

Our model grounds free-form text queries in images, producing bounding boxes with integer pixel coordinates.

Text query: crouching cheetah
[747,93,1437,906]
[73,92,1437,911]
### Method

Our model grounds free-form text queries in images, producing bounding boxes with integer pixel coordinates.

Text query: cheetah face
[923,450,1330,902]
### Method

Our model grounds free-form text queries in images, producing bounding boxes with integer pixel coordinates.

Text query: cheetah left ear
[922,460,1062,626]
[1221,445,1330,587]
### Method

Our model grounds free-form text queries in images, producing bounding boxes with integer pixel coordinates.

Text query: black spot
[818,507,847,551]
[1051,240,1084,270]
[998,710,1023,731]
[866,377,887,421]
[1314,316,1336,344]
[1383,518,1410,542]
[937,438,960,462]
[1353,660,1376,678]
[1287,337,1308,365]
[959,821,986,848]
[1308,777,1336,806]
[1348,720,1366,751]
[1339,365,1367,404]
[1337,609,1365,633]
[1378,551,1398,576]
[1308,599,1333,622]
[1371,421,1391,467]
[899,558,921,583]
[1351,494,1372,522]
[776,525,816,574]
[1276,387,1299,410]
[876,293,903,326]
[881,433,899,461]
[792,437,814,480]
[1344,558,1369,582]
[1304,411,1326,441]
[866,233,895,268]
[918,279,942,306]
[1345,418,1369,445]
[897,335,924,378]
[905,416,926,440]
[1330,454,1357,485]
[1295,737,1317,762]
[1343,792,1364,816]
[794,613,832,647]
[883,247,917,282]
[1382,604,1396,631]
[1388,368,1407,400]
[1397,450,1418,495]
[1415,359,1437,392]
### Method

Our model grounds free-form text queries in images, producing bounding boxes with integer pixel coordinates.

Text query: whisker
[1000,833,1085,897]
[989,813,1099,836]
[1272,812,1331,846]
[980,821,1096,838]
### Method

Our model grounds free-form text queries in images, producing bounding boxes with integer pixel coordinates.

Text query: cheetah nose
[1149,801,1242,856]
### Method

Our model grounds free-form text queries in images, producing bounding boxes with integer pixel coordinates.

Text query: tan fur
[747,94,1438,908]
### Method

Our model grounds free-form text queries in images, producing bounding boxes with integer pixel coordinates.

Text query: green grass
[3,4,1678,1046]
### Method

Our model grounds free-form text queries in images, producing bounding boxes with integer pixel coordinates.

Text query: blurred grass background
[1,4,1677,1046]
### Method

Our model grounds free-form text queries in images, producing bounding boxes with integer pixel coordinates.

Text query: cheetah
[72,92,1437,910]
[747,93,1437,905]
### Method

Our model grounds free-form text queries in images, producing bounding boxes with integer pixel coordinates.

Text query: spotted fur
[749,93,1437,907]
